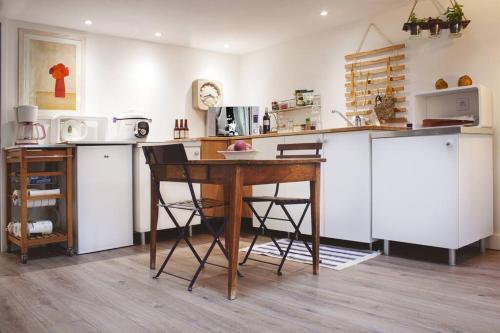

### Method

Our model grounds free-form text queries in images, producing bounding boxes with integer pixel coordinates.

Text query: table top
[155,158,326,165]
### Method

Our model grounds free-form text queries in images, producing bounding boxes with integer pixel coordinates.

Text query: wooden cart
[5,146,74,264]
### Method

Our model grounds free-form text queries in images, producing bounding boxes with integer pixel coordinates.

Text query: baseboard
[487,234,500,250]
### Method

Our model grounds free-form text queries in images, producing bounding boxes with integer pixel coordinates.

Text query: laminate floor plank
[0,234,499,333]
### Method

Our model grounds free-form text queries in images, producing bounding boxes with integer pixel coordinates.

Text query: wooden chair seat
[243,196,309,205]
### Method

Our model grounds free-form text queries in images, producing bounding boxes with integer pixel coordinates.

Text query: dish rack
[5,147,74,264]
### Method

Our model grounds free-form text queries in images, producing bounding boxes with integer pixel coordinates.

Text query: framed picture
[19,29,85,112]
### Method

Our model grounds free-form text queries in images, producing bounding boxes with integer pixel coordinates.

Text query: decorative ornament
[435,78,449,90]
[458,75,473,87]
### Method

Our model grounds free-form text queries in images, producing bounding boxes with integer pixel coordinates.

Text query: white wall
[1,19,240,143]
[239,0,500,248]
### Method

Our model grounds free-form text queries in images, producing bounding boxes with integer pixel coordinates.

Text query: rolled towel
[27,189,60,197]
[7,220,53,237]
[12,189,60,207]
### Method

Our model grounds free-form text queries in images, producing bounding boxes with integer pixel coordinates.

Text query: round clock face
[199,82,221,107]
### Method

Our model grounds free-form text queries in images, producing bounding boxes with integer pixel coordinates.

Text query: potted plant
[445,3,465,37]
[408,12,426,37]
[428,17,443,38]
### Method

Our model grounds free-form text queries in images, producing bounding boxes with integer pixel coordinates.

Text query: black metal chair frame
[240,142,322,275]
[143,144,241,291]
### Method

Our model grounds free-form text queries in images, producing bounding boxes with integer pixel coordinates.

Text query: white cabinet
[75,145,133,254]
[322,131,373,243]
[372,134,493,253]
[133,143,201,238]
[251,136,287,232]
[282,134,323,235]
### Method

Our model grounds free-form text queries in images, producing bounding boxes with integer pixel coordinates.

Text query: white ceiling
[0,0,406,54]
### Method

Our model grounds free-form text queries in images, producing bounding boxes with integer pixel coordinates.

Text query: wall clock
[192,79,223,110]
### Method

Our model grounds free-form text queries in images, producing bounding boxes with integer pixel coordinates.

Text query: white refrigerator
[75,144,133,254]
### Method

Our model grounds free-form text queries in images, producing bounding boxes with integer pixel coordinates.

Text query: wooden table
[149,158,325,299]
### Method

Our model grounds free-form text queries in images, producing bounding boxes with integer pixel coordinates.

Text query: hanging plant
[445,2,465,37]
[428,17,443,38]
[402,0,470,39]
[407,12,426,37]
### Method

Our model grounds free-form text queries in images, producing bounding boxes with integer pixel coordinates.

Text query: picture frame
[18,29,85,113]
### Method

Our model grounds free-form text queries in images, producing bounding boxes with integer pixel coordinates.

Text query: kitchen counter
[199,126,406,141]
[371,126,494,139]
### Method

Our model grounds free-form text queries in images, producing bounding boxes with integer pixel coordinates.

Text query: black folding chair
[143,144,241,291]
[240,142,323,275]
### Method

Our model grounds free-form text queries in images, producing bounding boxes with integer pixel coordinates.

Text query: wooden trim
[344,75,405,88]
[345,86,404,98]
[345,43,406,60]
[345,64,405,79]
[66,147,73,250]
[346,96,406,107]
[345,54,405,70]
[26,194,65,201]
[27,171,65,177]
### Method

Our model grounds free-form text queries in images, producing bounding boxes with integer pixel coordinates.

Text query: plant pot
[428,19,442,38]
[449,21,463,38]
[409,23,422,38]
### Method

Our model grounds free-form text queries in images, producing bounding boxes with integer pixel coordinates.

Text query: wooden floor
[1,234,500,333]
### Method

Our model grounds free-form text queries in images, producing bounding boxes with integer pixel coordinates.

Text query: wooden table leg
[310,165,321,275]
[225,166,243,300]
[150,177,159,270]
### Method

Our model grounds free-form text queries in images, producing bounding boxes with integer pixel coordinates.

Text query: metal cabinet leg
[189,226,193,238]
[368,242,373,252]
[448,249,456,266]
[480,239,486,253]
[383,240,390,256]
[140,232,146,246]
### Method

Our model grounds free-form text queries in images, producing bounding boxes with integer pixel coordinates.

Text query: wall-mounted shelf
[269,104,321,114]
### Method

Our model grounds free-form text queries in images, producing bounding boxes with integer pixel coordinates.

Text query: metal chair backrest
[272,142,323,196]
[276,142,322,159]
[142,144,199,208]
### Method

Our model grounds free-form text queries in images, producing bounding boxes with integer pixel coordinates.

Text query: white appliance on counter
[51,116,108,143]
[113,112,152,141]
[74,144,133,254]
[133,141,201,245]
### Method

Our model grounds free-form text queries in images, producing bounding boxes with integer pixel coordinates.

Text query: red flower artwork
[49,63,69,98]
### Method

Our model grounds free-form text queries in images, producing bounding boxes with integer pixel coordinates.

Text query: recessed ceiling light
[154,32,162,37]
[84,19,92,25]
[224,44,230,49]
[320,10,328,16]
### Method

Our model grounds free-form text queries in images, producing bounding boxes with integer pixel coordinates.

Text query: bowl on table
[217,149,259,160]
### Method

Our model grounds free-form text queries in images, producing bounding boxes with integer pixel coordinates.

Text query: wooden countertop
[181,126,407,142]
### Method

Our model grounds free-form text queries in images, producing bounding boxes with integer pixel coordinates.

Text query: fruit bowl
[217,150,259,160]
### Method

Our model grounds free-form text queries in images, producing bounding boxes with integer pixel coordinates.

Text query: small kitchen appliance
[113,112,152,141]
[15,105,47,145]
[206,106,259,137]
[51,116,108,143]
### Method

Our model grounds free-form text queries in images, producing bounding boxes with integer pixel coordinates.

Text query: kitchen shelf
[8,231,68,247]
[269,104,321,114]
[4,146,74,264]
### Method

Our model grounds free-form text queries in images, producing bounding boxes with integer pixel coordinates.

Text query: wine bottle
[263,108,270,134]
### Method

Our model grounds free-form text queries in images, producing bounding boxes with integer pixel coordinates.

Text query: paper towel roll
[12,189,60,207]
[7,220,53,237]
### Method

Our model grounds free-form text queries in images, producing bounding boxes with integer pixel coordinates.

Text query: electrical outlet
[456,97,469,112]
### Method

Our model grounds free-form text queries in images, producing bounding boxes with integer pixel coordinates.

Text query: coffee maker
[15,105,46,145]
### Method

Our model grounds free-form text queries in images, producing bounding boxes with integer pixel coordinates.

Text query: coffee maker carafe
[15,105,47,145]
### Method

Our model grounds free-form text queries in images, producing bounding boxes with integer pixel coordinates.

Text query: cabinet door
[282,134,323,235]
[372,134,459,249]
[158,146,201,229]
[76,145,133,254]
[251,136,287,231]
[322,131,372,243]
[133,145,201,232]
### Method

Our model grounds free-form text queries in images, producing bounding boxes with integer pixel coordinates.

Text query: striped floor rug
[240,239,380,270]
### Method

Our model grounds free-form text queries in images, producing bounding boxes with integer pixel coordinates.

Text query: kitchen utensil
[113,112,152,141]
[60,119,88,142]
[15,122,46,145]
